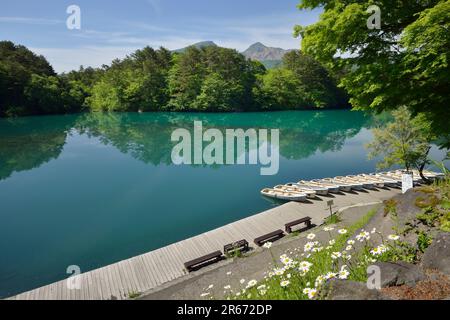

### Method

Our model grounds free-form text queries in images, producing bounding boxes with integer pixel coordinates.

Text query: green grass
[226,209,378,300]
[324,213,342,225]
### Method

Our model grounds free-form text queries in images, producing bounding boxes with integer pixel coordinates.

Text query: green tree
[283,50,347,108]
[89,47,173,112]
[256,68,305,110]
[167,47,205,111]
[0,41,85,116]
[167,46,259,111]
[295,0,450,147]
[194,73,244,111]
[366,107,435,182]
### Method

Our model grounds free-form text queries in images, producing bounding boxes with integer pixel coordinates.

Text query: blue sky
[0,0,321,72]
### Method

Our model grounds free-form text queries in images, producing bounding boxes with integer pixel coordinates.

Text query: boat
[274,184,317,199]
[261,188,308,202]
[364,174,400,188]
[326,177,365,191]
[339,176,376,190]
[350,174,385,188]
[286,182,329,196]
[386,171,423,183]
[297,180,339,194]
[373,173,402,184]
[299,179,341,193]
[411,169,445,180]
[308,179,342,193]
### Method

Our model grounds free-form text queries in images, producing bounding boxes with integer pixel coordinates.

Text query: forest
[0,40,349,117]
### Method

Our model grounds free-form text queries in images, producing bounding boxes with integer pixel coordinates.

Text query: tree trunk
[418,164,431,185]
[418,147,432,185]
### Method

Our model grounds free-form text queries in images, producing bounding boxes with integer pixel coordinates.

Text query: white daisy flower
[307,289,317,300]
[388,235,400,241]
[370,246,386,256]
[274,268,285,276]
[246,280,258,288]
[323,226,335,232]
[329,239,336,245]
[325,272,337,280]
[338,229,348,235]
[280,280,290,288]
[263,242,273,249]
[307,233,316,240]
[304,242,315,252]
[331,252,342,259]
[312,246,324,253]
[356,231,370,242]
[315,275,326,287]
[346,245,353,251]
[347,240,355,245]
[339,269,350,280]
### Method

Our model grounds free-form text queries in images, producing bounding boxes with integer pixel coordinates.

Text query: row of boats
[261,170,445,202]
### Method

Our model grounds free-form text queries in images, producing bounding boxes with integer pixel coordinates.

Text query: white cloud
[25,10,319,72]
[0,16,63,25]
[30,46,140,73]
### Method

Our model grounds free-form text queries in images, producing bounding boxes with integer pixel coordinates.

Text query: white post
[402,171,414,194]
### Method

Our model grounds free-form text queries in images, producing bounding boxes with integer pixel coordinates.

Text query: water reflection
[0,111,371,181]
[0,115,76,180]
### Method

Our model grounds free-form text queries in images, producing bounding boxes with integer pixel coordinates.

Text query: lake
[0,110,446,297]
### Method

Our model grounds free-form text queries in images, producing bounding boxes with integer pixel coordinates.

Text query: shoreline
[7,187,401,300]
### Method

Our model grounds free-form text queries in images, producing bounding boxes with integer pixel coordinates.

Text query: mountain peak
[248,42,267,49]
[242,43,291,62]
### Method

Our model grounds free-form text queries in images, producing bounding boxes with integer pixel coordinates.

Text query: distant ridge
[173,41,218,53]
[242,42,292,61]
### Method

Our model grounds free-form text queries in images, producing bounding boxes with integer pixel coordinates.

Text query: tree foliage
[366,106,434,179]
[295,0,450,147]
[0,41,84,116]
[1,41,351,116]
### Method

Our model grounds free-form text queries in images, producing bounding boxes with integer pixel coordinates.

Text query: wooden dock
[8,187,401,300]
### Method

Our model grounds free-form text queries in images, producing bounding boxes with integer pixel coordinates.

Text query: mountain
[173,41,293,69]
[173,41,218,53]
[242,42,292,61]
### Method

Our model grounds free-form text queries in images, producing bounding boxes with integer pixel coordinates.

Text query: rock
[324,280,388,300]
[375,262,426,287]
[422,232,450,275]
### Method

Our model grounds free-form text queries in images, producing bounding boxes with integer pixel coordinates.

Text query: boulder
[374,262,426,287]
[324,280,388,300]
[422,232,450,275]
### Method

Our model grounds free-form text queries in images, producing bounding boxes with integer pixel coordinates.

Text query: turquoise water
[0,111,446,297]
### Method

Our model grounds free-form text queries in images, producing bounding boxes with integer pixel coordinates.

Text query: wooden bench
[184,251,224,272]
[285,217,312,234]
[254,230,284,247]
[224,240,250,255]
